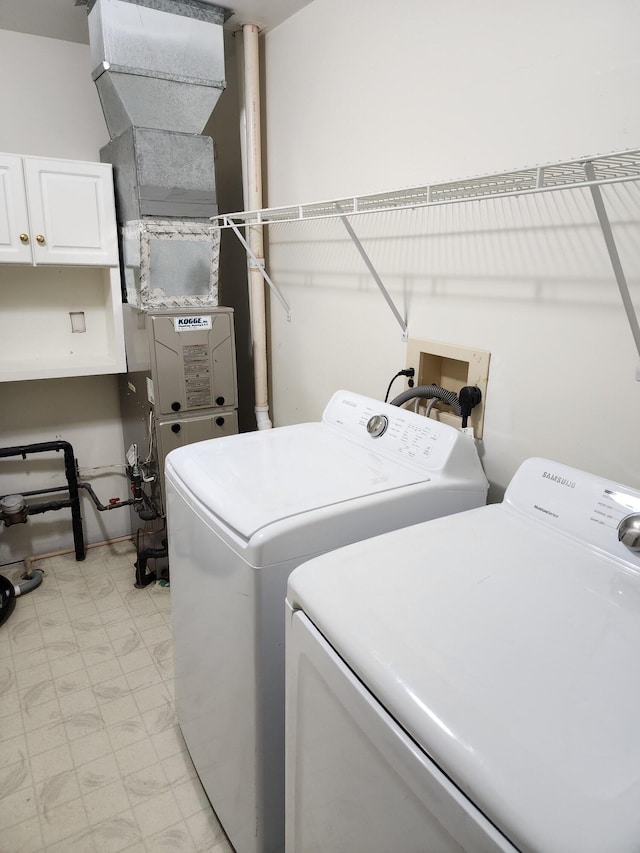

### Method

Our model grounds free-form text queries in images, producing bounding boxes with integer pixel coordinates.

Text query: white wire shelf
[216,148,640,228]
[218,148,640,356]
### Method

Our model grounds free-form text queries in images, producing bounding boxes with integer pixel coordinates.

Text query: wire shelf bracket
[584,162,640,368]
[226,219,292,321]
[335,203,408,340]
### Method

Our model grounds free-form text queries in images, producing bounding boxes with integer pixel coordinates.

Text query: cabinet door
[0,154,33,263]
[23,157,118,266]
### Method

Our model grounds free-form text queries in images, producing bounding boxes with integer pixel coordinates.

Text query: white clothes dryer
[165,390,488,853]
[286,457,640,853]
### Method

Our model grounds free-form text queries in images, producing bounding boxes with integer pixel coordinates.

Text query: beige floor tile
[141,702,177,744]
[45,828,98,853]
[147,724,184,761]
[86,811,142,853]
[148,637,173,665]
[0,756,31,797]
[59,685,99,718]
[22,696,62,732]
[0,662,15,694]
[186,808,229,852]
[132,789,182,838]
[39,795,90,846]
[111,629,144,658]
[160,749,197,787]
[45,638,81,661]
[55,667,91,697]
[87,657,124,686]
[0,732,27,770]
[173,776,212,821]
[100,605,134,628]
[0,709,25,742]
[71,613,104,634]
[113,737,159,778]
[77,752,121,795]
[29,741,73,783]
[69,729,112,767]
[35,767,82,814]
[100,694,140,728]
[107,620,141,643]
[65,600,100,621]
[0,815,44,852]
[49,650,85,679]
[123,761,171,806]
[125,663,163,693]
[83,778,132,825]
[132,682,172,715]
[73,626,111,649]
[145,819,197,852]
[118,647,154,674]
[93,674,131,704]
[63,709,105,742]
[40,621,76,644]
[24,719,68,757]
[10,632,45,657]
[13,659,52,689]
[19,678,57,713]
[82,644,116,668]
[139,623,172,648]
[131,612,165,634]
[0,784,39,830]
[107,715,148,752]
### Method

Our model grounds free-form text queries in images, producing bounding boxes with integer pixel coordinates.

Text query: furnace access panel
[148,308,237,416]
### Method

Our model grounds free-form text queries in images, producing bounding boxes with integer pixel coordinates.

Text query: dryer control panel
[505,457,640,565]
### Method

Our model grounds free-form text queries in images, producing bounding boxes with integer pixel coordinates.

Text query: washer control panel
[322,391,462,471]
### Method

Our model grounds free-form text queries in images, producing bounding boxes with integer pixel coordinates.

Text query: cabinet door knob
[19,233,29,244]
[36,234,46,245]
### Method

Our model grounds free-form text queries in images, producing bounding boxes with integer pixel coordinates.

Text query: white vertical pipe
[241,23,272,429]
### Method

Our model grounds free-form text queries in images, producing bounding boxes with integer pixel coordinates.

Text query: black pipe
[28,499,73,515]
[1,486,69,499]
[0,441,85,561]
[134,541,168,588]
[78,482,135,512]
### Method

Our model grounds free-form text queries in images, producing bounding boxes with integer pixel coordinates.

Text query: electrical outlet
[406,339,491,438]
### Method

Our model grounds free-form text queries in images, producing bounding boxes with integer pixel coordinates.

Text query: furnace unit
[85,0,237,580]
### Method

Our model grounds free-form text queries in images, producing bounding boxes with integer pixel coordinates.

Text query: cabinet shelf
[0,266,125,382]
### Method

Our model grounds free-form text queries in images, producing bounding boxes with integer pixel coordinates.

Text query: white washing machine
[165,390,488,853]
[286,457,640,853]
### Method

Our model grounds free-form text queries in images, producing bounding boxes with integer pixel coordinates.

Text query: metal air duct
[86,0,228,222]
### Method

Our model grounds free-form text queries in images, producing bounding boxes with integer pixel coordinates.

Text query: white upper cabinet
[0,153,118,266]
[0,154,32,263]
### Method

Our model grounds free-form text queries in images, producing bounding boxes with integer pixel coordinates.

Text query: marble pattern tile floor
[0,540,234,853]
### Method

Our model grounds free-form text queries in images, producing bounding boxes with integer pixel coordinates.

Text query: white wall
[263,0,640,495]
[0,29,130,565]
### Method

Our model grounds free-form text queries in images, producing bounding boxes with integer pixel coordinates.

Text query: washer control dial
[618,513,640,551]
[366,414,389,438]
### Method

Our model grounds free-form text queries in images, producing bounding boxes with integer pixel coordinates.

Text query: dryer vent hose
[390,384,462,416]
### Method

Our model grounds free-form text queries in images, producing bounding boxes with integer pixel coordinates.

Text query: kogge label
[173,316,212,332]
